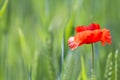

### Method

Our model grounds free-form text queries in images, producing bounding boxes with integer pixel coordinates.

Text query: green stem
[91,43,94,74]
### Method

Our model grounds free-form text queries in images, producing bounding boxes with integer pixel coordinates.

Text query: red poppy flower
[75,23,100,33]
[68,23,112,50]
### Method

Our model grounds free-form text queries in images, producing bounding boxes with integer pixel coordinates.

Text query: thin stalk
[91,43,94,72]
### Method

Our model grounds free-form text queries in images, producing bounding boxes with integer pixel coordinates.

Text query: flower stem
[91,43,94,76]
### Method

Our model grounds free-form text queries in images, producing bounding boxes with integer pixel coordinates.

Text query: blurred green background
[0,0,120,80]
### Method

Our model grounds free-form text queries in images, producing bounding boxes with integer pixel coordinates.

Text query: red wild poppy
[68,23,112,50]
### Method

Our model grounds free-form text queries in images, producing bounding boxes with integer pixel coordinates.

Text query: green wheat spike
[91,74,96,80]
[43,51,55,80]
[115,50,118,80]
[47,55,55,80]
[104,52,113,80]
[91,68,96,80]
[47,36,55,80]
[118,53,120,80]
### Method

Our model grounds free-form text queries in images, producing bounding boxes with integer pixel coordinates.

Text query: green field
[0,0,120,80]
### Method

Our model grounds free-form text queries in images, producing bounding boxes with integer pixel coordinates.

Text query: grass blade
[0,0,8,17]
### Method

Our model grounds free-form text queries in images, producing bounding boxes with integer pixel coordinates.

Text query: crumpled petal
[74,30,92,45]
[101,29,112,45]
[68,37,79,50]
[74,30,102,45]
[91,30,102,43]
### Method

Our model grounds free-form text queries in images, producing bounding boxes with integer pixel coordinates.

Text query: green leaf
[0,0,8,17]
[64,14,75,53]
[18,28,31,69]
[81,56,88,80]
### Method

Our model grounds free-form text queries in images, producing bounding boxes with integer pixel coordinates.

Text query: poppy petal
[74,31,90,45]
[101,29,112,45]
[68,37,79,50]
[91,30,102,43]
[75,23,100,33]
[75,26,87,33]
[88,23,100,30]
